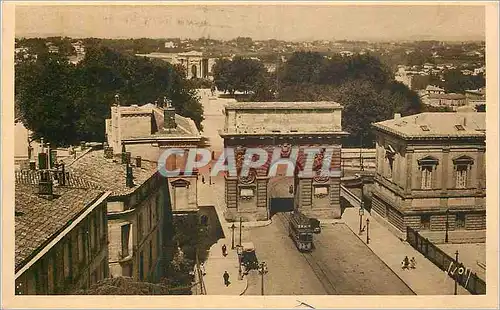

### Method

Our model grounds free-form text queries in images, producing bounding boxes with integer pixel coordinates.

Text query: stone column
[441,147,449,192]
[405,150,414,194]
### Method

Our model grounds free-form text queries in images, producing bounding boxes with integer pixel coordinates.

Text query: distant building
[421,93,467,110]
[424,85,445,95]
[465,87,486,107]
[46,42,59,54]
[371,112,486,243]
[15,165,111,294]
[164,41,176,49]
[135,51,216,80]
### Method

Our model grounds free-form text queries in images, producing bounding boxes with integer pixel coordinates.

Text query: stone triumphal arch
[219,102,348,222]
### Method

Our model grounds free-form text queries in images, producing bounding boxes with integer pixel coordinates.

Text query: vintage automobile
[239,242,259,271]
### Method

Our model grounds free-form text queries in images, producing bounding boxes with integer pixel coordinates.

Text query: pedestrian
[202,175,205,184]
[410,257,416,269]
[222,244,227,257]
[200,262,206,275]
[223,271,230,286]
[402,256,410,270]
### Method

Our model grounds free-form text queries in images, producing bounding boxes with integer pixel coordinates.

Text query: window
[453,156,473,189]
[101,207,107,238]
[149,241,153,275]
[455,124,465,131]
[385,146,396,179]
[148,203,152,230]
[420,214,431,230]
[139,251,144,281]
[78,227,85,263]
[456,213,466,229]
[121,224,131,258]
[63,240,72,279]
[138,213,144,241]
[421,165,433,189]
[418,156,439,190]
[456,165,468,188]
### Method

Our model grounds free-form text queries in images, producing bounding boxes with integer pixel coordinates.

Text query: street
[241,213,415,295]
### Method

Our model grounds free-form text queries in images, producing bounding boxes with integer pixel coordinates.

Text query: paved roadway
[242,213,415,295]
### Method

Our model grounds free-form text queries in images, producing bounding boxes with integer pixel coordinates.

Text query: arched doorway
[191,65,198,78]
[268,176,295,218]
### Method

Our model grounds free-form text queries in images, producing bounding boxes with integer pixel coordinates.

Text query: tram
[288,212,314,252]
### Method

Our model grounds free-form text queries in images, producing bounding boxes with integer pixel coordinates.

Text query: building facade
[371,112,486,243]
[220,102,348,221]
[15,165,110,294]
[67,148,172,283]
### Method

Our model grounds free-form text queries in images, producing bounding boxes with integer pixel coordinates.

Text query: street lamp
[230,223,236,249]
[445,209,450,243]
[236,245,243,279]
[366,219,370,244]
[454,250,459,295]
[239,217,243,247]
[259,261,268,295]
[358,207,365,235]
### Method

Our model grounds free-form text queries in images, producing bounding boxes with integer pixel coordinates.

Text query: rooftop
[425,85,444,91]
[15,183,105,271]
[67,149,158,197]
[372,112,486,139]
[224,101,342,111]
[427,93,466,100]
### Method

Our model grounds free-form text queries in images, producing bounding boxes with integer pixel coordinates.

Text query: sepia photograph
[1,1,499,308]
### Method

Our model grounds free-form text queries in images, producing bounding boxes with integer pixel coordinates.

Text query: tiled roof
[67,150,158,197]
[372,112,486,139]
[15,183,105,270]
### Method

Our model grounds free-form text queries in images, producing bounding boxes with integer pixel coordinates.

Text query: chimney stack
[121,144,127,164]
[38,170,53,200]
[163,97,176,130]
[136,156,142,168]
[126,163,134,188]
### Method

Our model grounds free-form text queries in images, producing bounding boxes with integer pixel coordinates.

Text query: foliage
[213,56,268,94]
[441,69,485,94]
[74,277,170,295]
[15,45,204,147]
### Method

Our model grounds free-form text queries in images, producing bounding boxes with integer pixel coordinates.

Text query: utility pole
[239,217,243,247]
[230,223,236,249]
[366,219,370,244]
[445,209,450,243]
[454,250,459,295]
[259,262,267,295]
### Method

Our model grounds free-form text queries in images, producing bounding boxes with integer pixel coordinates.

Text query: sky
[15,4,485,41]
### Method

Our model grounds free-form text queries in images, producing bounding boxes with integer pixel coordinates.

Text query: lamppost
[366,219,370,244]
[358,207,364,235]
[454,250,459,295]
[445,209,450,243]
[239,217,243,247]
[230,223,236,249]
[259,261,268,295]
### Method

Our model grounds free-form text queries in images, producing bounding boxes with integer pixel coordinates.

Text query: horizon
[15,4,485,42]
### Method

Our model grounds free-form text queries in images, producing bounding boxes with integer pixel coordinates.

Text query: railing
[406,226,486,295]
[340,185,361,209]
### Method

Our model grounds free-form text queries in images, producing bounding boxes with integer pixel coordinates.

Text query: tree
[16,44,204,147]
[279,51,326,85]
[212,57,267,95]
[442,69,485,94]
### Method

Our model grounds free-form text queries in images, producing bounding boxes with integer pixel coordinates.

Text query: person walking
[223,271,230,287]
[222,244,227,257]
[402,256,410,270]
[200,262,206,276]
[410,257,416,269]
[201,175,205,184]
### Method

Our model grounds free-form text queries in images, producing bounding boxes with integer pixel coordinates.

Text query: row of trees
[15,43,204,147]
[213,52,424,146]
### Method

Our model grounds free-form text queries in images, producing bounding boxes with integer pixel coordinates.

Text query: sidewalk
[201,238,248,295]
[342,207,469,295]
